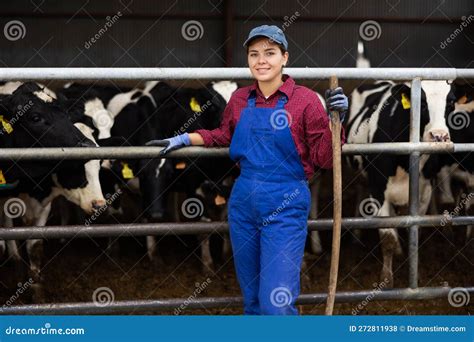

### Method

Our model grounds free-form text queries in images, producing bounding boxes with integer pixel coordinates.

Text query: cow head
[53,123,106,215]
[420,80,451,142]
[1,82,95,148]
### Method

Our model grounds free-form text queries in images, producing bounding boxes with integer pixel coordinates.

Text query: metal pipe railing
[0,68,472,313]
[1,67,474,80]
[0,143,473,161]
[1,286,470,315]
[0,216,471,240]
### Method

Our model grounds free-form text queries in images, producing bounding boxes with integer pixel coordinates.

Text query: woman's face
[247,37,288,82]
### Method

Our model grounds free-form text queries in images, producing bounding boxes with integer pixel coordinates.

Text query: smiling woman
[146,24,349,315]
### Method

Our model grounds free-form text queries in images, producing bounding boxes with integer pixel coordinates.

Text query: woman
[147,25,348,315]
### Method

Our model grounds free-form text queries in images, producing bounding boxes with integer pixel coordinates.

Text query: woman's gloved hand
[146,133,191,156]
[325,87,349,123]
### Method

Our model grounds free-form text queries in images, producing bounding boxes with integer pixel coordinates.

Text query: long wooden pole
[325,75,343,315]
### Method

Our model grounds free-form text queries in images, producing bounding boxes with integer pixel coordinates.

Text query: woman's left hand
[325,87,348,123]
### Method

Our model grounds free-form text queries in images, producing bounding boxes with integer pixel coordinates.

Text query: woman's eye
[266,52,275,56]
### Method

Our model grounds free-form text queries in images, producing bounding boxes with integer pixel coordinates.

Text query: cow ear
[391,84,412,109]
[98,136,129,147]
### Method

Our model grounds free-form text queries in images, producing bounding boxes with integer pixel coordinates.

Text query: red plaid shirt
[195,75,345,180]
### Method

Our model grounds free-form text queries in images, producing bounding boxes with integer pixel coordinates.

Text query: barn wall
[0,0,472,68]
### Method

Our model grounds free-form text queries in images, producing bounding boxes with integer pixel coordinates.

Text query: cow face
[53,123,106,215]
[2,82,95,148]
[420,80,451,142]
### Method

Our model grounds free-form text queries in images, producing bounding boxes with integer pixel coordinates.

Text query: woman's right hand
[146,133,191,156]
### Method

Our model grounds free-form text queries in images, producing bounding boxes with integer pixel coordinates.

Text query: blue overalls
[228,93,311,315]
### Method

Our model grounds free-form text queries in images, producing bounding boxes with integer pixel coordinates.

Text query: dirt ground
[0,168,473,315]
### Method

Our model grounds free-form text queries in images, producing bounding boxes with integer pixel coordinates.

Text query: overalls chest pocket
[249,127,277,166]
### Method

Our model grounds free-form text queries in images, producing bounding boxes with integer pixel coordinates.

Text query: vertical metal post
[408,77,421,289]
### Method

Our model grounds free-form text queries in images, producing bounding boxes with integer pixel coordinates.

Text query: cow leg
[27,202,51,283]
[351,180,366,244]
[3,216,21,264]
[199,234,214,272]
[419,181,432,216]
[146,235,159,264]
[0,240,5,259]
[309,177,323,254]
[58,197,71,244]
[464,190,473,242]
[199,216,214,272]
[220,208,232,259]
[438,165,456,205]
[378,200,401,289]
[222,234,232,259]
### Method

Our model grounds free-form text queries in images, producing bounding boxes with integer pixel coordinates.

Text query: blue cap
[243,25,288,50]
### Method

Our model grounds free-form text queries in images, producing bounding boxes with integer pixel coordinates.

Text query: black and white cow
[432,83,474,241]
[0,82,106,286]
[141,80,239,266]
[346,43,452,287]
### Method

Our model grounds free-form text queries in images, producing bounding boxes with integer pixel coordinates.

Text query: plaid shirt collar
[248,74,295,101]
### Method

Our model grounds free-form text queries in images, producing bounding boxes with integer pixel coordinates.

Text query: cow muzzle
[92,199,107,211]
[429,129,450,142]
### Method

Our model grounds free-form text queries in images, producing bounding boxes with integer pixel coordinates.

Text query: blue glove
[325,87,348,123]
[146,133,191,155]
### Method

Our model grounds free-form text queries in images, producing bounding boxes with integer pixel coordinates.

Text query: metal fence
[1,68,473,314]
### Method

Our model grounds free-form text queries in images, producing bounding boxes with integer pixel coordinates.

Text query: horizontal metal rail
[1,67,474,80]
[0,215,471,240]
[0,143,473,161]
[1,286,469,314]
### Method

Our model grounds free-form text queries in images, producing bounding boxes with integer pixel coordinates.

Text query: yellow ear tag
[121,163,134,179]
[214,194,226,206]
[175,161,186,169]
[401,93,411,110]
[458,95,468,104]
[189,97,202,113]
[0,116,13,134]
[0,170,6,185]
